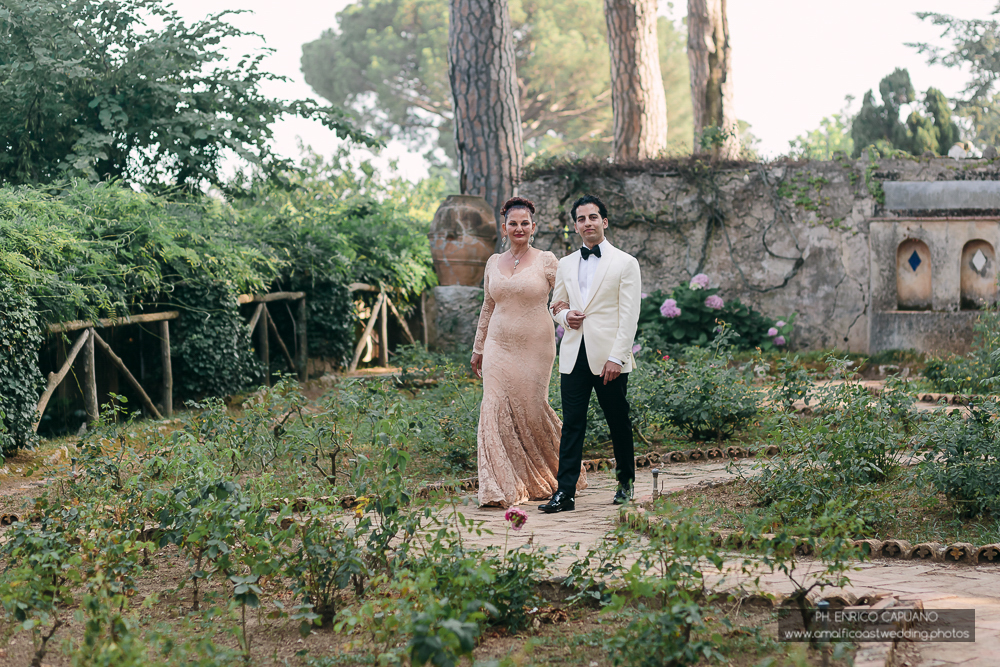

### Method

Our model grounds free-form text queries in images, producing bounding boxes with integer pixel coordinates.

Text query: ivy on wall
[0,284,43,455]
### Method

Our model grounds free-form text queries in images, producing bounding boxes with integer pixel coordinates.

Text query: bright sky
[164,0,998,179]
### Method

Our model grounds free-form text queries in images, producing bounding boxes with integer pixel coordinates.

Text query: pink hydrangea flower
[505,507,528,531]
[689,273,710,290]
[775,320,786,328]
[660,298,681,318]
[555,325,565,341]
[767,327,778,337]
[632,343,642,354]
[774,335,786,346]
[640,292,649,298]
[704,294,724,310]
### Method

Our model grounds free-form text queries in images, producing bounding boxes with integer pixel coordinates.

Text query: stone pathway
[458,462,1000,667]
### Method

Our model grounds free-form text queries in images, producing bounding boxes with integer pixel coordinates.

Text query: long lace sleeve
[542,252,558,291]
[473,256,497,354]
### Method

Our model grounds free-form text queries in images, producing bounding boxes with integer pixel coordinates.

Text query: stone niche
[895,239,932,310]
[960,240,997,310]
[870,181,1000,354]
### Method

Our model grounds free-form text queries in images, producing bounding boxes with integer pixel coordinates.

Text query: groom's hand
[566,310,586,330]
[600,360,622,385]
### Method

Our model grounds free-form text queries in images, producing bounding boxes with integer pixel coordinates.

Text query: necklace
[510,246,529,268]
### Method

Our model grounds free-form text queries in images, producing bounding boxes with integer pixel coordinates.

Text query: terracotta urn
[427,195,497,286]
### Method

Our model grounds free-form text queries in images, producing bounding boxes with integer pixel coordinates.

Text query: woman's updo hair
[501,196,535,220]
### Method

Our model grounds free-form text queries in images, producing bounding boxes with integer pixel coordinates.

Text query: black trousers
[556,338,635,495]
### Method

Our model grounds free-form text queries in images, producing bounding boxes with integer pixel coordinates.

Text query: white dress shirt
[577,238,611,303]
[575,239,622,366]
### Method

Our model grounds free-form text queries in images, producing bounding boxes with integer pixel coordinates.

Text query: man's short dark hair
[570,194,609,222]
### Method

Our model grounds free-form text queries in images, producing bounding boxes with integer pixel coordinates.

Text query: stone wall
[515,156,1000,354]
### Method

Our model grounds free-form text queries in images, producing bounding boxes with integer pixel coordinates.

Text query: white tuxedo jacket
[550,242,642,375]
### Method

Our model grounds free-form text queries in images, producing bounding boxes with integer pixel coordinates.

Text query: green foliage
[156,480,246,612]
[0,283,43,455]
[923,309,1000,394]
[301,0,693,163]
[646,330,759,442]
[284,509,369,625]
[638,281,792,354]
[788,100,855,159]
[607,604,717,667]
[745,367,915,529]
[850,68,961,157]
[172,284,263,398]
[0,505,84,666]
[921,402,1000,518]
[0,0,370,189]
[396,345,481,474]
[912,10,1000,148]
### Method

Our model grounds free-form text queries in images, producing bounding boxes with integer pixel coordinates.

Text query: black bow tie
[580,244,602,260]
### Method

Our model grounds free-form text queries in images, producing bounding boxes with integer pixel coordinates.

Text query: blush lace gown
[473,251,587,507]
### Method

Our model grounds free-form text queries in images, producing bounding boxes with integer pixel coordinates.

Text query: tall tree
[850,68,960,157]
[603,0,668,160]
[448,0,523,241]
[0,0,368,190]
[910,8,1000,148]
[686,0,738,158]
[301,0,692,162]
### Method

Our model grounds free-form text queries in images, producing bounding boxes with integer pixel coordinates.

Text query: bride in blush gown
[470,197,587,508]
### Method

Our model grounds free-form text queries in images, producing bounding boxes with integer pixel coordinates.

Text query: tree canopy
[301,0,693,163]
[788,101,854,160]
[0,0,371,190]
[849,68,960,157]
[909,7,1000,148]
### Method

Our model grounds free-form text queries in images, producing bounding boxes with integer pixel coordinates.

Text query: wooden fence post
[296,297,307,381]
[82,328,99,424]
[257,304,270,386]
[379,291,389,367]
[160,320,173,418]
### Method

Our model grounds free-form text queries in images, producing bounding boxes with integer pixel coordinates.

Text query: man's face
[574,203,608,247]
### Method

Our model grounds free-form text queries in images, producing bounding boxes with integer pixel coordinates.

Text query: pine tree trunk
[449,0,523,250]
[604,0,669,161]
[687,0,738,158]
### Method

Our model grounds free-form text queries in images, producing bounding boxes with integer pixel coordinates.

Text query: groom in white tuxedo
[539,195,641,513]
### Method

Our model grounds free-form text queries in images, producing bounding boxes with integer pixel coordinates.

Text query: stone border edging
[622,508,1000,567]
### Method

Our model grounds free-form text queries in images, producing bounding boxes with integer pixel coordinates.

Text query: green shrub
[284,510,369,625]
[921,402,1000,518]
[649,330,759,442]
[745,368,914,527]
[923,309,1000,394]
[607,604,717,667]
[0,283,43,455]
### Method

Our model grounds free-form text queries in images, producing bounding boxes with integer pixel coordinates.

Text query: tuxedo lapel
[567,252,583,307]
[583,243,615,310]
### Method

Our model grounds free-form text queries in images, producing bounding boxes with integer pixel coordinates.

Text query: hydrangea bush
[637,274,794,353]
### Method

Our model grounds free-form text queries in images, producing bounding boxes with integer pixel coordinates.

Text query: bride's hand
[470,352,483,378]
[551,300,570,315]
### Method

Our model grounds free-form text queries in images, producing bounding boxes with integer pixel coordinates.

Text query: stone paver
[459,462,1000,667]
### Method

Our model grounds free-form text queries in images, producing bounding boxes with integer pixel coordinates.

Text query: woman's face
[505,207,535,245]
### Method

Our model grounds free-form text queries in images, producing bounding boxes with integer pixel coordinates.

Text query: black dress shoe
[538,490,575,513]
[612,486,633,505]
